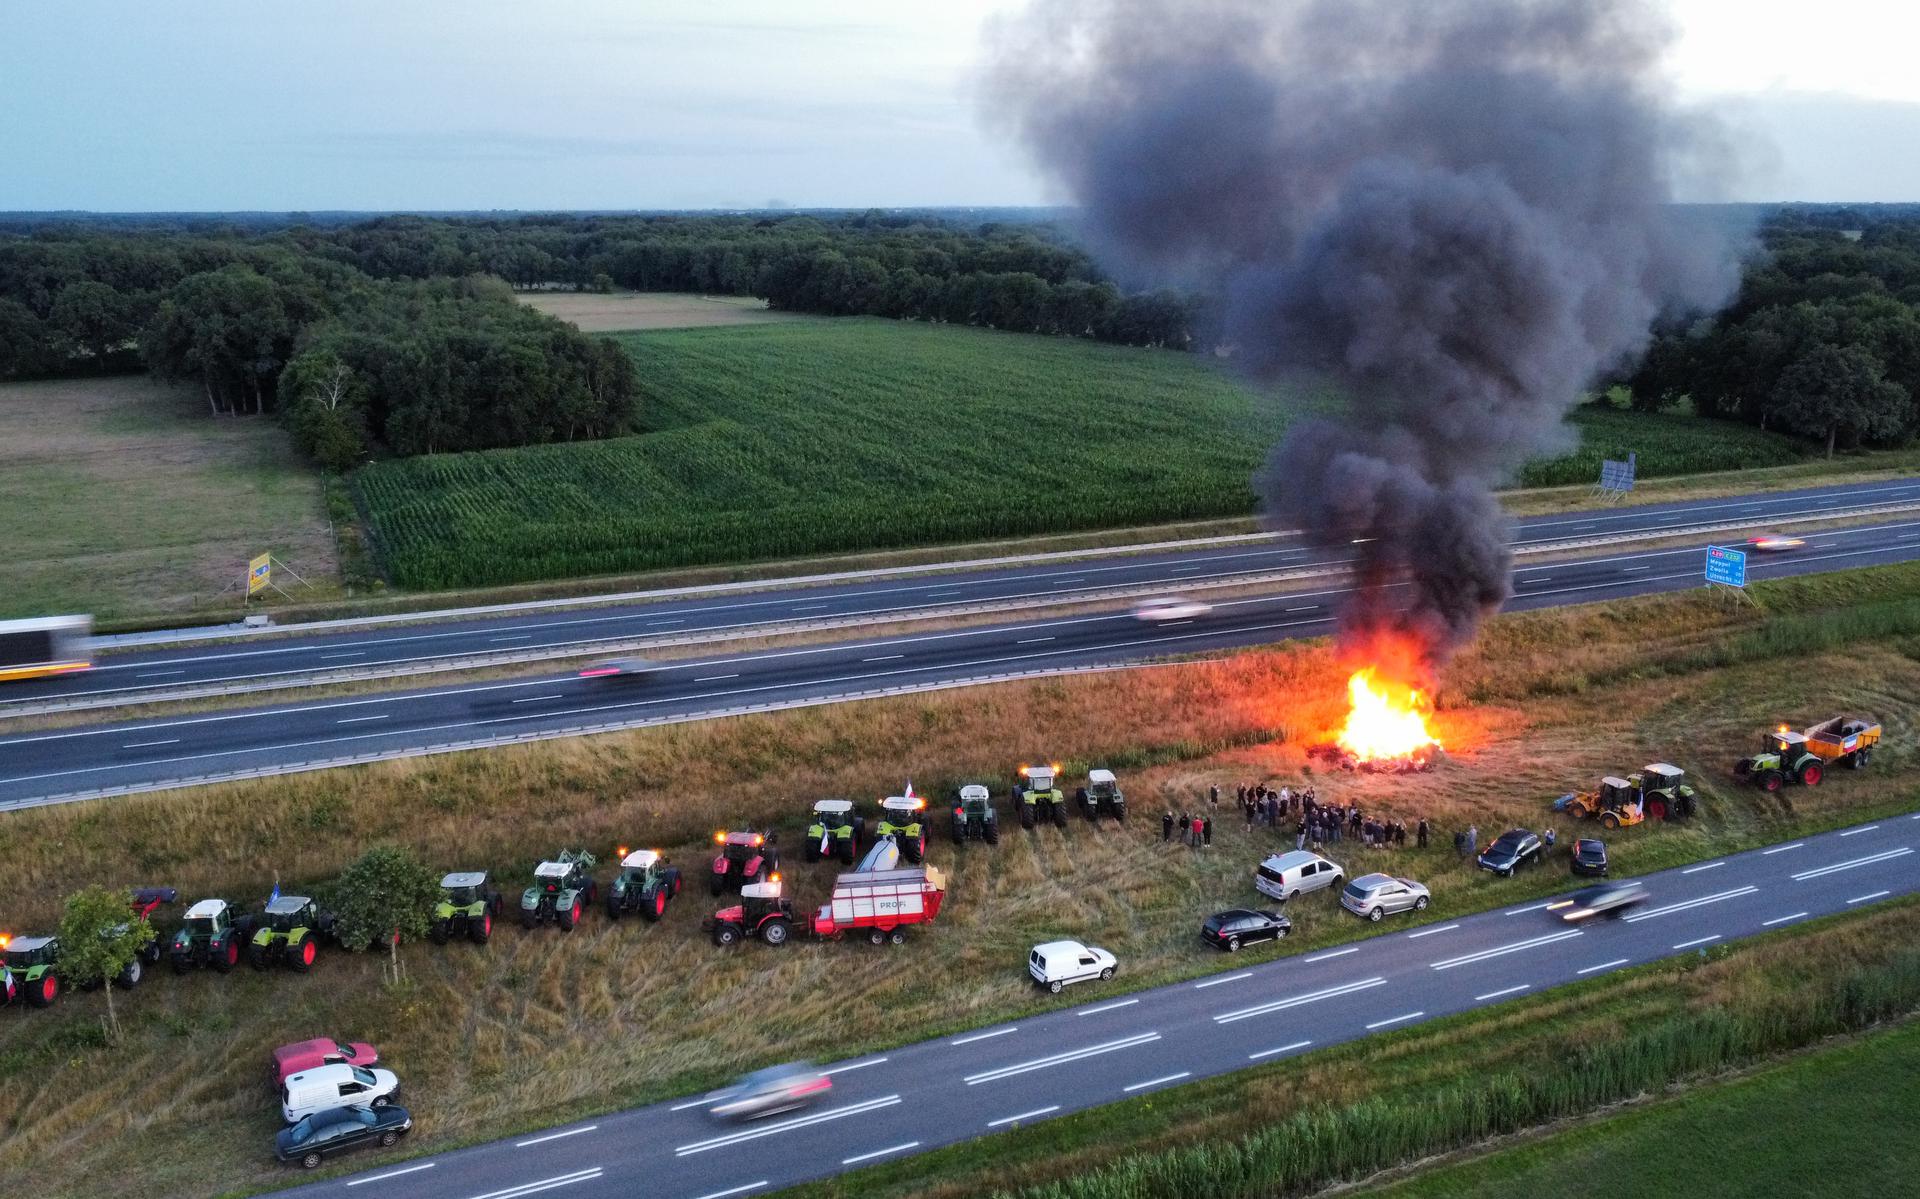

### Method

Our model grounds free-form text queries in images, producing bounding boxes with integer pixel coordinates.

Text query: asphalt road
[6,476,1916,711]
[5,515,1920,808]
[274,813,1920,1199]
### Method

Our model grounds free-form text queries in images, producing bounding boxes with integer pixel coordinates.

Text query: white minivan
[1028,940,1117,994]
[281,1062,401,1124]
[1254,850,1345,903]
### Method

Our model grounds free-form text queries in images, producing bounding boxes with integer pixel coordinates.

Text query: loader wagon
[811,866,947,945]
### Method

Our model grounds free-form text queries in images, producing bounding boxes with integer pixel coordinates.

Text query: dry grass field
[0,376,338,621]
[1,561,1918,1196]
[520,290,813,331]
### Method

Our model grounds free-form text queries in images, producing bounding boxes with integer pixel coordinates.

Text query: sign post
[1595,450,1636,502]
[246,553,273,598]
[1704,544,1753,604]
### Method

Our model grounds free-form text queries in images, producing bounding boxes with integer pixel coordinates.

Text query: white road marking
[1674,934,1721,950]
[465,1169,604,1199]
[319,651,364,659]
[791,604,828,612]
[1407,923,1460,939]
[1619,566,1649,572]
[675,1095,902,1156]
[988,1105,1061,1127]
[1079,998,1140,1016]
[1286,605,1319,613]
[1429,929,1583,970]
[965,1033,1161,1084]
[1762,842,1804,855]
[1159,619,1193,626]
[1522,576,1551,584]
[1193,971,1253,989]
[648,618,685,626]
[1623,885,1759,922]
[512,695,564,704]
[822,1057,888,1076]
[134,670,187,679]
[1848,890,1892,905]
[490,634,534,643]
[1304,946,1359,963]
[1366,1010,1424,1030]
[1017,637,1054,644]
[1762,912,1809,926]
[695,674,739,682]
[1791,848,1913,881]
[345,1162,436,1186]
[122,739,180,749]
[689,1183,769,1199]
[927,590,962,597]
[670,1089,735,1111]
[1249,1039,1313,1060]
[337,714,390,724]
[950,1026,1017,1046]
[1475,984,1532,1001]
[1839,825,1881,837]
[862,654,903,662]
[1215,977,1387,1024]
[1124,1072,1191,1092]
[514,1125,597,1148]
[1681,861,1724,874]
[842,1142,920,1165]
[1577,958,1630,975]
[1505,903,1553,916]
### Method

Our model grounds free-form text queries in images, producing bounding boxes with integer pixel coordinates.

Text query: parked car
[275,1104,412,1169]
[281,1062,401,1125]
[271,1038,380,1087]
[1339,873,1431,921]
[1476,829,1544,877]
[1254,850,1345,903]
[1200,909,1292,952]
[1571,838,1609,877]
[1133,597,1212,622]
[1547,880,1650,922]
[1028,940,1118,993]
[708,1062,831,1120]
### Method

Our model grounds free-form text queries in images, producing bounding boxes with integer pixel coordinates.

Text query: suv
[1254,851,1345,903]
[1339,874,1431,921]
[1199,909,1291,953]
[1571,838,1609,877]
[1477,829,1545,877]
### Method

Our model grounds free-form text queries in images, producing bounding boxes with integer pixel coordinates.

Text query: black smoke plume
[989,0,1741,677]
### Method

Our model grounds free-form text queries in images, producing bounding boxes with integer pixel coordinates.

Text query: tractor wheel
[1099,966,1115,981]
[761,918,791,946]
[429,920,449,945]
[141,940,162,966]
[804,840,821,863]
[293,939,317,972]
[249,943,270,971]
[889,928,906,946]
[1054,803,1068,829]
[1853,750,1873,770]
[839,838,855,865]
[520,907,537,929]
[984,820,999,845]
[648,890,668,922]
[1114,805,1125,823]
[585,881,599,905]
[952,819,965,845]
[1760,770,1785,793]
[1414,896,1429,911]
[713,924,741,948]
[869,928,886,946]
[116,957,143,989]
[1600,812,1620,830]
[607,895,622,921]
[472,912,492,944]
[1800,762,1824,787]
[709,875,725,897]
[1226,936,1241,953]
[1048,980,1063,994]
[489,891,504,917]
[1368,907,1384,922]
[171,953,190,975]
[1020,804,1035,830]
[29,974,58,1008]
[1646,797,1668,822]
[560,900,580,931]
[217,939,239,972]
[671,874,683,897]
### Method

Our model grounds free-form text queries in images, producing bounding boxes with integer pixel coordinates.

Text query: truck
[1736,717,1881,790]
[0,615,92,684]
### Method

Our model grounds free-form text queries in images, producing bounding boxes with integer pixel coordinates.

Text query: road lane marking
[122,739,180,749]
[337,714,390,724]
[1762,842,1804,855]
[515,1125,597,1148]
[1304,946,1359,963]
[1429,930,1583,970]
[1079,998,1140,1016]
[1407,923,1459,939]
[490,634,534,642]
[346,1162,436,1186]
[1193,971,1253,989]
[988,1105,1061,1127]
[1762,912,1809,926]
[1215,977,1387,1024]
[695,674,739,682]
[1475,984,1532,1001]
[1017,637,1054,644]
[1366,1011,1424,1030]
[964,1033,1161,1084]
[512,695,564,704]
[1849,890,1892,905]
[822,1057,888,1076]
[690,1183,769,1199]
[319,651,365,659]
[1286,605,1319,612]
[1791,848,1912,881]
[862,654,903,662]
[1522,576,1551,584]
[671,1088,738,1111]
[791,604,828,612]
[1577,958,1630,975]
[1249,1039,1313,1060]
[1681,861,1724,874]
[1123,1072,1191,1094]
[466,1169,604,1199]
[134,670,186,679]
[1505,903,1552,916]
[1839,825,1881,837]
[675,1095,902,1156]
[927,590,962,597]
[1623,885,1759,922]
[1674,935,1721,950]
[950,1026,1017,1046]
[842,1142,920,1165]
[648,618,685,626]
[1620,566,1649,572]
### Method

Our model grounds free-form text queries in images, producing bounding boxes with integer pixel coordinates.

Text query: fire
[1335,668,1441,762]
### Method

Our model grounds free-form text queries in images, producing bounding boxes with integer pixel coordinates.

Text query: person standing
[1202,814,1214,846]
[1162,810,1174,842]
[1190,813,1204,849]
[1244,794,1256,832]
[1209,784,1220,810]
[1417,817,1430,849]
[1467,824,1479,856]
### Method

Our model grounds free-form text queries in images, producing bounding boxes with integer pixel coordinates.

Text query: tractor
[1634,763,1698,821]
[876,792,929,863]
[1562,776,1645,830]
[1734,727,1828,791]
[1075,768,1127,822]
[169,898,245,973]
[247,896,337,972]
[606,848,683,921]
[1,935,62,1008]
[1015,762,1069,830]
[710,828,777,896]
[521,850,599,931]
[128,887,177,966]
[430,871,503,944]
[706,876,797,947]
[950,783,1000,845]
[804,799,866,865]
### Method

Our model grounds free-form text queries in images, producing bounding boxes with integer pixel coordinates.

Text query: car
[275,1104,412,1169]
[281,1062,402,1124]
[1747,534,1804,553]
[1476,829,1544,877]
[1254,850,1345,902]
[1546,879,1650,922]
[1133,597,1212,622]
[577,657,657,681]
[1339,873,1431,921]
[1200,908,1292,952]
[1028,939,1118,993]
[707,1063,831,1120]
[271,1038,380,1087]
[1571,838,1609,877]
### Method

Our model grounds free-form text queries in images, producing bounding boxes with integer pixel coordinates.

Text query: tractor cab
[1636,763,1696,821]
[1763,728,1807,757]
[618,848,665,883]
[3,935,56,973]
[440,871,489,907]
[1598,776,1635,806]
[533,861,576,898]
[879,795,925,825]
[805,800,863,864]
[809,800,856,834]
[1086,769,1119,799]
[710,829,775,895]
[182,898,232,937]
[714,830,768,868]
[1018,763,1061,794]
[262,896,318,932]
[957,784,991,815]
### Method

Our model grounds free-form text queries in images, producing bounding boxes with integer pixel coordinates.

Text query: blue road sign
[1705,544,1747,587]
[1598,451,1637,493]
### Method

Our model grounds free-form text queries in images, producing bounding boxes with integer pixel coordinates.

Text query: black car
[1476,829,1544,877]
[1546,880,1649,922]
[275,1104,412,1169]
[1571,838,1609,877]
[1200,908,1292,952]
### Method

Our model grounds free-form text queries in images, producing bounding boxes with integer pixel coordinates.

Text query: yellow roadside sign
[247,553,272,596]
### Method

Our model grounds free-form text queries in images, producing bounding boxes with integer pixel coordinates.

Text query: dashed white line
[822,1057,889,1076]
[689,1183,769,1199]
[1193,971,1253,989]
[1522,576,1552,584]
[1407,923,1460,939]
[1848,890,1892,905]
[675,1095,902,1156]
[1619,566,1649,572]
[1366,1010,1424,1030]
[950,1026,1017,1046]
[1623,885,1758,922]
[1017,637,1054,644]
[1839,825,1881,837]
[515,1125,597,1148]
[1248,1039,1313,1060]
[1079,998,1140,1016]
[1577,958,1630,975]
[466,1169,604,1199]
[1762,842,1805,855]
[987,1105,1060,1127]
[1124,1071,1191,1092]
[1305,946,1359,963]
[345,1161,436,1186]
[1791,848,1913,881]
[122,738,180,749]
[1762,912,1809,926]
[964,1033,1162,1084]
[791,604,828,612]
[1682,861,1725,874]
[1286,605,1319,613]
[1216,977,1387,1024]
[695,674,739,682]
[319,651,365,659]
[1430,929,1583,970]
[1505,902,1553,916]
[134,669,187,679]
[512,694,564,704]
[490,634,534,643]
[336,714,390,724]
[648,618,685,626]
[862,654,903,663]
[842,1142,920,1166]
[1475,984,1532,1001]
[1674,935,1722,950]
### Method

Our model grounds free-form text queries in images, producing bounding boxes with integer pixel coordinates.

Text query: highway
[5,515,1920,808]
[278,813,1920,1199]
[5,477,1917,713]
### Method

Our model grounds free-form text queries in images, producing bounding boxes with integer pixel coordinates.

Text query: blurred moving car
[1547,880,1650,922]
[275,1104,412,1169]
[1570,838,1609,877]
[1199,908,1291,952]
[708,1063,832,1120]
[1339,873,1431,921]
[1747,534,1804,553]
[578,657,658,681]
[1133,597,1212,622]
[271,1037,380,1087]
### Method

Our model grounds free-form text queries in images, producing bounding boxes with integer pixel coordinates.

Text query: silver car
[1339,873,1431,921]
[707,1063,832,1120]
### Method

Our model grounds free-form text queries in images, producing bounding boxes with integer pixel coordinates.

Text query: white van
[281,1062,401,1124]
[1028,940,1117,994]
[1254,851,1345,903]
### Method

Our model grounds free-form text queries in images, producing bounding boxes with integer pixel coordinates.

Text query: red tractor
[706,877,797,946]
[710,827,778,896]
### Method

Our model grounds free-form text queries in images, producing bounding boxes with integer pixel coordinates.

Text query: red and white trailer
[811,866,946,945]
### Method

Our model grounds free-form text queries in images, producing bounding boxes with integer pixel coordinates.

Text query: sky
[2,0,1918,212]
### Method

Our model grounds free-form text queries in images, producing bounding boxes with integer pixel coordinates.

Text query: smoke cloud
[989,0,1741,677]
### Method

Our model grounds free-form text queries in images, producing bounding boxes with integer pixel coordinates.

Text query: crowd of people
[1156,780,1433,855]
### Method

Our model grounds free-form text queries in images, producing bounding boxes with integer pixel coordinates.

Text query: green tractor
[1015,762,1069,830]
[1734,728,1827,792]
[1,935,62,1008]
[247,896,337,972]
[804,799,866,865]
[1075,768,1127,823]
[606,848,683,921]
[1632,763,1699,822]
[877,792,929,863]
[950,783,1000,845]
[169,898,245,974]
[430,872,503,944]
[521,850,598,931]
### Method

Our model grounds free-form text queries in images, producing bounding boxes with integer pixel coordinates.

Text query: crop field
[0,559,1916,1198]
[519,290,813,332]
[352,320,1806,589]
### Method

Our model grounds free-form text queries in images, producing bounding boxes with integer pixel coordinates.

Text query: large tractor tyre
[428,920,450,945]
[1799,762,1824,786]
[647,889,668,922]
[520,906,538,929]
[804,839,821,863]
[488,891,504,918]
[1645,797,1668,822]
[29,974,58,1008]
[115,958,143,989]
[1020,803,1035,830]
[1600,812,1620,830]
[606,894,623,922]
[171,953,191,976]
[585,881,599,905]
[217,938,240,973]
[293,938,317,973]
[1052,802,1068,830]
[248,943,271,971]
[1760,770,1785,793]
[907,836,927,864]
[712,924,742,948]
[760,918,791,946]
[471,912,493,944]
[1113,804,1126,824]
[560,900,581,932]
[984,819,1000,845]
[709,874,726,897]
[838,838,856,866]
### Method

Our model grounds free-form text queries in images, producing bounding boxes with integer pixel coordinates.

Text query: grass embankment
[351,319,1806,590]
[3,560,1919,1197]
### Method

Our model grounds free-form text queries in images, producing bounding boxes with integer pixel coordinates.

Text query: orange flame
[1336,668,1440,761]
